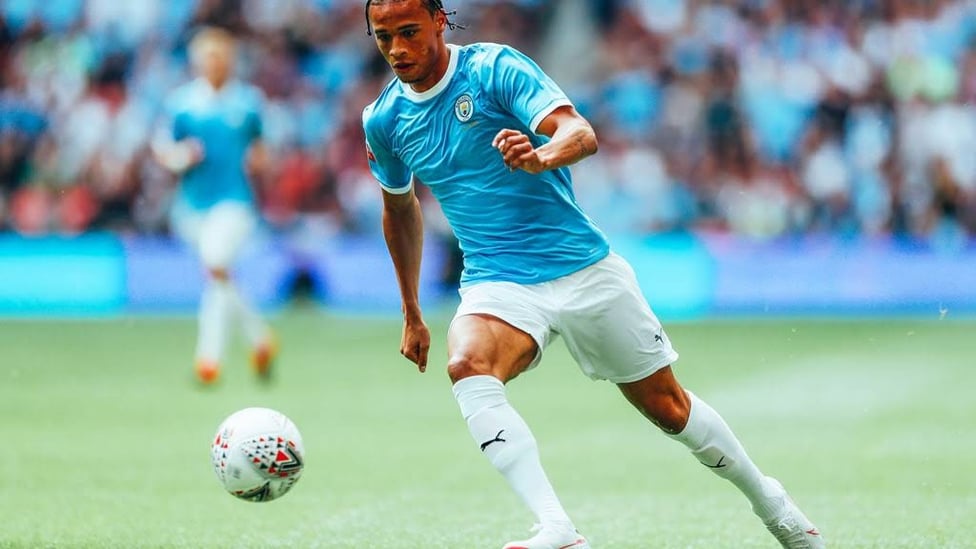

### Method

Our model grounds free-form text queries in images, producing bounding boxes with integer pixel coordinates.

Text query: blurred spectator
[0,0,975,247]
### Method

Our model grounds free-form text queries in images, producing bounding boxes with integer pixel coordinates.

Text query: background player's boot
[502,523,590,549]
[762,478,825,549]
[195,359,220,384]
[250,333,278,381]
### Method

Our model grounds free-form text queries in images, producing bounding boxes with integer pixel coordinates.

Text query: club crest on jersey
[454,94,474,122]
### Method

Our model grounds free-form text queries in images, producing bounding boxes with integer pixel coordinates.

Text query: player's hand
[156,138,204,173]
[400,317,431,373]
[183,138,205,167]
[493,129,546,174]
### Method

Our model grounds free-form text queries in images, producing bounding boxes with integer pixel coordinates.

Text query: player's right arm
[364,103,430,372]
[151,92,205,174]
[382,185,431,372]
[151,135,204,174]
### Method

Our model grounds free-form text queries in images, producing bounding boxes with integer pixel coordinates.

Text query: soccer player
[152,27,276,384]
[361,2,825,548]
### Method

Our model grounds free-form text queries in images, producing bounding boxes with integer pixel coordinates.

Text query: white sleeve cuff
[380,180,414,195]
[529,99,574,134]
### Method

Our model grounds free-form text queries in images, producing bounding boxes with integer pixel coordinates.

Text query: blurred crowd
[2,0,976,248]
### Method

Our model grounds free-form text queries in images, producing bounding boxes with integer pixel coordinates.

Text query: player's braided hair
[365,0,465,36]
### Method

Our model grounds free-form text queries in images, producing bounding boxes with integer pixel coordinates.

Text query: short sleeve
[249,112,262,141]
[362,104,412,194]
[490,46,573,133]
[248,88,264,141]
[172,115,186,141]
[169,100,188,141]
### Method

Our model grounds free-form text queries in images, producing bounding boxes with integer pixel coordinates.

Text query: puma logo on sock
[480,429,506,451]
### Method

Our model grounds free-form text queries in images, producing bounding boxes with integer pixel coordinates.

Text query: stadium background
[2,0,975,318]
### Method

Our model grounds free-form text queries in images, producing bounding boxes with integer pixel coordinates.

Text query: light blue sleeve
[490,46,573,133]
[362,104,412,193]
[168,93,189,141]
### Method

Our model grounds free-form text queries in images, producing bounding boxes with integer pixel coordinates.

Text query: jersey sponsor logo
[454,93,474,122]
[365,141,376,162]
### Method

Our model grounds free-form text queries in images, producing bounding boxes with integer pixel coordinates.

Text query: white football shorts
[171,200,256,270]
[452,252,679,383]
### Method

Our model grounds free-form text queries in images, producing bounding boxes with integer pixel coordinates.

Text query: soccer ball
[210,407,305,502]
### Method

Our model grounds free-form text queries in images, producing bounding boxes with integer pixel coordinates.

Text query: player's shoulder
[167,79,199,103]
[456,42,524,69]
[219,80,265,112]
[233,80,265,103]
[456,42,540,87]
[362,77,401,130]
[164,79,201,114]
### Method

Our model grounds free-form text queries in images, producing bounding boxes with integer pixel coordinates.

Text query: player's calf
[618,366,691,435]
[250,331,278,381]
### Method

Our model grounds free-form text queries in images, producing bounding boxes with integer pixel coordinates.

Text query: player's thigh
[170,201,204,249]
[448,314,539,383]
[198,202,256,270]
[559,253,679,383]
[448,281,555,383]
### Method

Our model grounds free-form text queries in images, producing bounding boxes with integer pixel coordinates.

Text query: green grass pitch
[2,312,973,548]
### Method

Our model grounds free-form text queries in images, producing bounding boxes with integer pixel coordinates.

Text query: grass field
[2,312,974,548]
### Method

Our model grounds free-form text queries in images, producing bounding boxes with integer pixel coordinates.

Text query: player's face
[196,40,234,87]
[369,0,448,92]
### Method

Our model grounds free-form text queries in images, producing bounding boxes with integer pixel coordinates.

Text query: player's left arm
[246,139,269,181]
[245,89,269,181]
[492,105,597,174]
[382,183,431,373]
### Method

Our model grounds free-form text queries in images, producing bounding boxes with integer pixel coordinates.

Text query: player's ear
[433,9,447,34]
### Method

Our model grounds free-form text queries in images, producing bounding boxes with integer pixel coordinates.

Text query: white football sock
[196,280,233,364]
[224,281,270,347]
[670,391,783,522]
[453,375,573,529]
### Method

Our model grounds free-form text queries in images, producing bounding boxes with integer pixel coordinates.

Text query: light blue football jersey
[363,43,610,286]
[165,78,263,210]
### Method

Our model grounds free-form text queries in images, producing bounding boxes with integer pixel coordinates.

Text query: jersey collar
[193,77,238,99]
[402,44,458,102]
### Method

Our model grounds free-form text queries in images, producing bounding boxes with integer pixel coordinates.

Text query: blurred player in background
[362,1,824,548]
[152,27,276,384]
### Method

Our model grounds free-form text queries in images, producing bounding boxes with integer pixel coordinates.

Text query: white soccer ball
[210,407,305,502]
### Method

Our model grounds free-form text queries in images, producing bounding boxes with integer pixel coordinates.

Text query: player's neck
[409,43,451,94]
[205,76,230,91]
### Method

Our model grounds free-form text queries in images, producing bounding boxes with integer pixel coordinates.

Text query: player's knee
[207,268,229,281]
[446,354,493,384]
[644,392,691,435]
